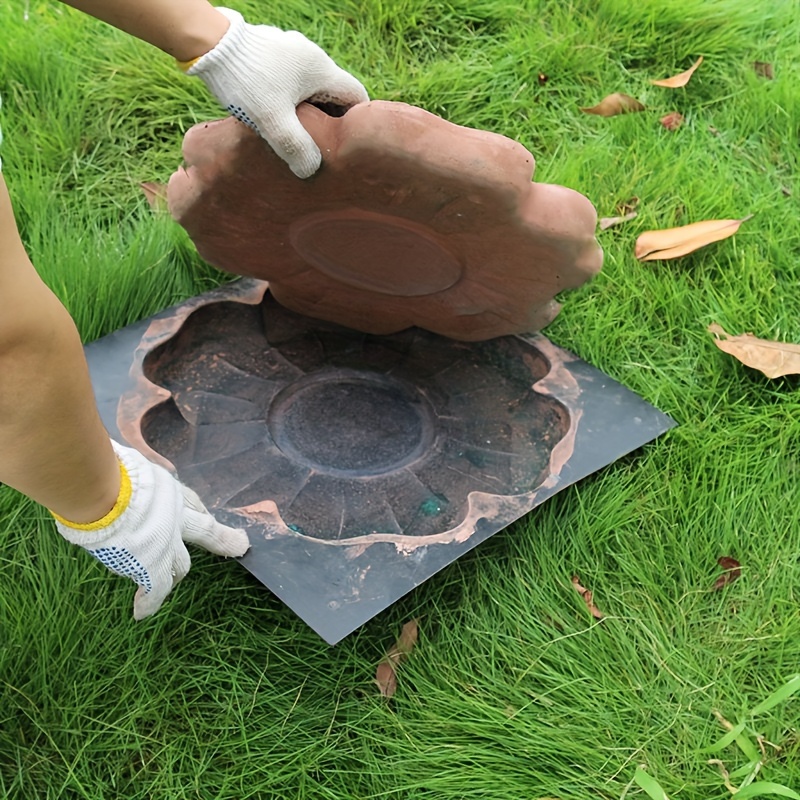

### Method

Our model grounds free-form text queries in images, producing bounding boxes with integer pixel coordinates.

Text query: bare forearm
[0,176,119,523]
[59,0,229,60]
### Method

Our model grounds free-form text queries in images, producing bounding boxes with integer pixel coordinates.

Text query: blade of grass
[750,675,800,716]
[634,766,670,800]
[732,784,800,800]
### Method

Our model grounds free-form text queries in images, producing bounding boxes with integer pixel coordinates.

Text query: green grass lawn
[2,0,799,797]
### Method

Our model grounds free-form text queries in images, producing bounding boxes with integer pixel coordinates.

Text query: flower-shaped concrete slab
[165,101,602,341]
[87,280,676,643]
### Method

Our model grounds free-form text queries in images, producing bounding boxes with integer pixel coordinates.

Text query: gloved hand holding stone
[183,7,369,178]
[52,440,249,620]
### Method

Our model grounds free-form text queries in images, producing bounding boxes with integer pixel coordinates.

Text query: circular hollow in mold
[268,370,436,477]
[129,289,573,542]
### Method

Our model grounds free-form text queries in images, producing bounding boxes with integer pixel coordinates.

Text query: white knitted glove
[184,7,369,178]
[53,441,250,620]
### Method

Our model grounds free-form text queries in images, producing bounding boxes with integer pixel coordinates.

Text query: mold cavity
[132,292,571,540]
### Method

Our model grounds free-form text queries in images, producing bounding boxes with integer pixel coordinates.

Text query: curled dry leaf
[635,215,752,261]
[140,181,168,211]
[650,56,704,88]
[571,575,604,619]
[600,211,638,230]
[753,61,774,80]
[708,323,800,379]
[375,661,399,698]
[712,709,735,732]
[618,196,640,215]
[375,619,419,698]
[713,556,742,590]
[581,93,645,117]
[707,759,737,794]
[660,112,684,131]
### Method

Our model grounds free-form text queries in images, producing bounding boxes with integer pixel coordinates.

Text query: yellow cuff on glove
[49,459,133,531]
[176,56,202,72]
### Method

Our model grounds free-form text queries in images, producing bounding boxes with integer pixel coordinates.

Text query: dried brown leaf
[660,111,684,131]
[375,661,398,698]
[713,709,735,731]
[600,211,638,230]
[394,619,418,655]
[580,93,645,117]
[713,556,742,590]
[650,56,704,88]
[635,216,751,261]
[708,323,800,379]
[753,61,774,79]
[717,556,741,572]
[571,575,604,619]
[707,759,737,793]
[140,181,167,211]
[618,196,640,214]
[757,734,781,755]
[375,619,419,698]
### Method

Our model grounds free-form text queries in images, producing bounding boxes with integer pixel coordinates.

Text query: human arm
[60,0,230,60]
[0,175,249,617]
[0,174,120,522]
[60,0,369,177]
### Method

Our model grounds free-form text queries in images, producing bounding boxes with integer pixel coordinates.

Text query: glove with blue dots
[53,440,250,620]
[181,7,369,179]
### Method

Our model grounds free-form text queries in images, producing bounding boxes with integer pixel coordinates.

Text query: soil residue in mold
[127,290,575,543]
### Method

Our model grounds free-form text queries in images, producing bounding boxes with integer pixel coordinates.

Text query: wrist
[173,7,231,63]
[50,457,129,532]
[178,7,244,73]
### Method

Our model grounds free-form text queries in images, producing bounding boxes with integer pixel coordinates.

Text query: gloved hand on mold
[181,7,369,179]
[53,440,249,620]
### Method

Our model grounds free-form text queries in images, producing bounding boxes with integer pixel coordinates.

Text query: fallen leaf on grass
[713,556,742,590]
[756,733,781,757]
[375,619,418,698]
[635,216,752,261]
[571,575,604,619]
[650,56,704,88]
[753,61,774,80]
[581,93,645,117]
[660,112,684,131]
[707,759,738,793]
[708,324,800,378]
[600,211,638,230]
[712,708,735,731]
[140,181,167,210]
